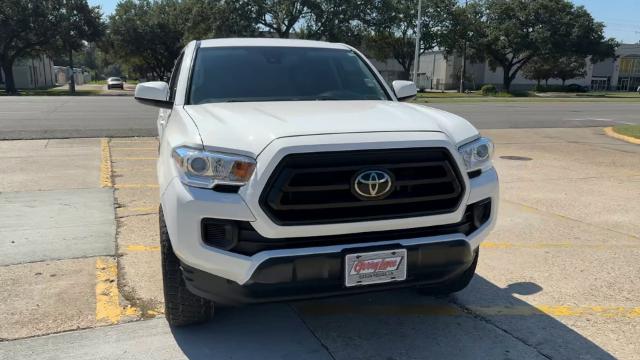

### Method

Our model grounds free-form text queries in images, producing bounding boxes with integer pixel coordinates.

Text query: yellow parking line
[113,168,156,172]
[126,245,161,252]
[298,304,640,318]
[100,139,113,188]
[114,184,159,189]
[123,241,640,252]
[481,241,640,249]
[127,206,157,212]
[95,257,122,324]
[112,157,158,161]
[95,257,143,324]
[110,140,158,144]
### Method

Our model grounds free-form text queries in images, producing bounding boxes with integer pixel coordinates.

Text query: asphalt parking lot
[0,99,639,359]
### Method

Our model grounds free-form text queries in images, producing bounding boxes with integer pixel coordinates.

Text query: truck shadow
[170,276,615,359]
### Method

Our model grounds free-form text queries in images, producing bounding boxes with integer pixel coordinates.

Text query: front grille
[260,148,465,225]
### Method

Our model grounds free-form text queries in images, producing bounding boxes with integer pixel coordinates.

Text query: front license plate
[344,249,407,287]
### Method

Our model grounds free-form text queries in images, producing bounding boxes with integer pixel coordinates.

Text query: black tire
[415,250,479,296]
[160,207,213,326]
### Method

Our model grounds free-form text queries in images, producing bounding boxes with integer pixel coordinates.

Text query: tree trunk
[68,49,76,94]
[502,69,512,92]
[545,79,549,86]
[537,79,541,87]
[1,57,18,94]
[562,79,566,86]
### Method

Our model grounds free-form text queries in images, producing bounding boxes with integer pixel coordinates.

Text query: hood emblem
[353,169,394,200]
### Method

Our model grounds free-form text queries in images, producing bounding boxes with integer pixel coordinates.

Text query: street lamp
[459,0,468,93]
[412,0,423,84]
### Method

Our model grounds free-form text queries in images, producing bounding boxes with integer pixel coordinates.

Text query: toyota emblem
[353,169,394,200]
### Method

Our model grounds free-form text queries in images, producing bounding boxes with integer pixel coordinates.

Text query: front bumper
[183,240,476,304]
[160,166,498,286]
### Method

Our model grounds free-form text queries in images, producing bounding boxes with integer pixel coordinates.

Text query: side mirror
[392,80,417,102]
[134,81,172,108]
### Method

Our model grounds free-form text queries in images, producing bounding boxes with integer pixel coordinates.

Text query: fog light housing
[472,199,492,228]
[201,219,238,250]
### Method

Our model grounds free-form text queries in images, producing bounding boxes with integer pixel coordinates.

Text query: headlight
[172,146,256,188]
[458,137,494,172]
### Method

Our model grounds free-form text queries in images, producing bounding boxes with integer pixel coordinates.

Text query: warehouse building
[0,55,56,90]
[398,43,640,91]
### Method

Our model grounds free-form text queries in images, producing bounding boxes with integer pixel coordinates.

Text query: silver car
[107,77,124,90]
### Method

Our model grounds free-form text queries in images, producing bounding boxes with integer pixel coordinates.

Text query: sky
[90,0,639,44]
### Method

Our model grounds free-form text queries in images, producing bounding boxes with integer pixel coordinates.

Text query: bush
[532,84,588,93]
[533,84,565,92]
[480,84,497,96]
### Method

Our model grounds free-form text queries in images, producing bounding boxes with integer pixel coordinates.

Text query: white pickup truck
[135,38,498,326]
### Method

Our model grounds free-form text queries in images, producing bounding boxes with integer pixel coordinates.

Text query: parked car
[566,83,589,93]
[637,85,640,94]
[107,77,124,90]
[135,38,499,326]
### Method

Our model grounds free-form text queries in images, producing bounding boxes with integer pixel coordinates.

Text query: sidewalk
[0,138,121,339]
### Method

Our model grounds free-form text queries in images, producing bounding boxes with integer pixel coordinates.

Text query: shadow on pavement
[170,276,614,360]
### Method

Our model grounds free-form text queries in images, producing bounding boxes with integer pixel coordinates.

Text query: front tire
[160,207,213,326]
[415,250,479,296]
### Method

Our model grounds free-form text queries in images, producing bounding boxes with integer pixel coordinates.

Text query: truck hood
[184,100,470,157]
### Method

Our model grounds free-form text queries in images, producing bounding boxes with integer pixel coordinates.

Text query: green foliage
[363,0,457,76]
[480,84,497,95]
[0,0,104,93]
[467,0,617,91]
[105,0,259,79]
[106,0,184,79]
[532,84,588,93]
[299,0,372,45]
[522,56,556,85]
[553,56,587,85]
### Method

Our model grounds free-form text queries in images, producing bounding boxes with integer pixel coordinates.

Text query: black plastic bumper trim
[182,239,474,305]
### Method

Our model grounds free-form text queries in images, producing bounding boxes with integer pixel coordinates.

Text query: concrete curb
[604,127,640,145]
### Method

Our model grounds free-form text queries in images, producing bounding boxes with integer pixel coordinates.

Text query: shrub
[480,84,497,96]
[509,90,530,97]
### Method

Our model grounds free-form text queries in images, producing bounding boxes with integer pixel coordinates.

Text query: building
[0,55,56,89]
[375,43,640,91]
[53,66,91,86]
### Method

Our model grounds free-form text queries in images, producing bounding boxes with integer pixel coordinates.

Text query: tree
[52,0,104,93]
[250,0,310,38]
[553,56,587,86]
[106,0,184,80]
[180,0,258,40]
[299,0,371,44]
[522,56,556,86]
[364,0,457,78]
[0,1,59,94]
[468,0,616,91]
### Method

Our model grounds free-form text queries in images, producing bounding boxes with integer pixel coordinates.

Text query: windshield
[188,46,389,104]
[109,77,121,81]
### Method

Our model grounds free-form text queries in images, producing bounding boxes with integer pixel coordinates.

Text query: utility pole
[412,0,423,84]
[459,0,468,93]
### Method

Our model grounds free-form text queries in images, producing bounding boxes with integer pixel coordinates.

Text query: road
[0,96,157,140]
[0,96,638,139]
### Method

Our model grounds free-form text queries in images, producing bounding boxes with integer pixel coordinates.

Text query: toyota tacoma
[134,38,498,326]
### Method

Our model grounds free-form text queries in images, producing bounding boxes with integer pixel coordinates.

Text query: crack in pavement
[288,304,338,360]
[450,298,554,360]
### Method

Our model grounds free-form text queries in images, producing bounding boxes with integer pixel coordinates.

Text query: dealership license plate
[344,249,407,287]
